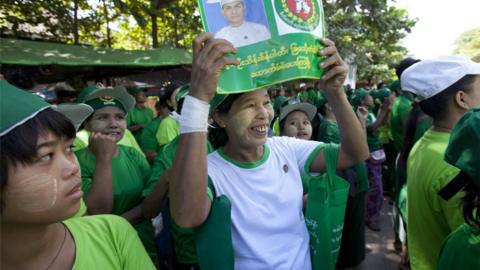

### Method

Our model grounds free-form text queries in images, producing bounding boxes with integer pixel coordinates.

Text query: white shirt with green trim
[207,136,323,270]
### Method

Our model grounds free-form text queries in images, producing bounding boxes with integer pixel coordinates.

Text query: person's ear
[213,110,228,128]
[454,90,470,110]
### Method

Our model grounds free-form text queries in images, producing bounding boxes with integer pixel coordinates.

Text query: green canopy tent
[0,38,192,84]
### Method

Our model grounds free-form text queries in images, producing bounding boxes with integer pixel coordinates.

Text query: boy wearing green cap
[126,87,154,145]
[437,108,480,270]
[75,86,157,259]
[0,81,155,269]
[401,56,480,270]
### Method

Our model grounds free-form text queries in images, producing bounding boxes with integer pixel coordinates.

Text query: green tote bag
[305,143,350,270]
[194,178,234,270]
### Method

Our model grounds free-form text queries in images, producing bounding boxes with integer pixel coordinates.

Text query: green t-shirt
[406,130,464,270]
[390,93,413,151]
[155,115,179,146]
[64,215,156,270]
[437,224,480,270]
[145,136,213,264]
[73,129,144,156]
[127,106,154,143]
[317,119,340,143]
[72,198,87,218]
[75,145,156,258]
[367,112,382,151]
[140,117,162,152]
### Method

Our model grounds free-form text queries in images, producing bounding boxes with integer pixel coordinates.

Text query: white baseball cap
[401,55,480,100]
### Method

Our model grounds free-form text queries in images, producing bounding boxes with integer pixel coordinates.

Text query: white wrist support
[179,95,210,134]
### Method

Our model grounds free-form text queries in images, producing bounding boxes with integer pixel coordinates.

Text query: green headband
[85,97,126,113]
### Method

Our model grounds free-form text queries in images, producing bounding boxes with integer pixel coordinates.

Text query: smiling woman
[168,33,369,269]
[0,81,155,270]
[75,86,158,259]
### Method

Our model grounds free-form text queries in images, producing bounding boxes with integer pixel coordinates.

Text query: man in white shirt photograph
[214,0,271,47]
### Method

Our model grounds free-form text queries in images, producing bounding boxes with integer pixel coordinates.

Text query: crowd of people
[1,32,479,270]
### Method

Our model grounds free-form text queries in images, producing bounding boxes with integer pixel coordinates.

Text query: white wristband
[179,95,210,134]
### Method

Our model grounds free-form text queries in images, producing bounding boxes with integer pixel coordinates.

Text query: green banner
[199,0,326,94]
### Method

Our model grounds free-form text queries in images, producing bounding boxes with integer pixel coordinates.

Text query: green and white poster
[199,0,326,94]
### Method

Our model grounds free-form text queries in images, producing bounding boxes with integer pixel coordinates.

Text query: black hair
[460,178,480,228]
[396,57,421,79]
[161,82,181,111]
[419,75,478,120]
[208,94,241,149]
[0,109,76,212]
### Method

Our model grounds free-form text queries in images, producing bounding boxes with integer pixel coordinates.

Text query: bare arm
[142,171,169,219]
[84,133,116,214]
[169,33,239,228]
[121,204,144,224]
[366,99,392,133]
[310,39,369,172]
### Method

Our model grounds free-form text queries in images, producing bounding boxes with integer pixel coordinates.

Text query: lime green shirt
[127,106,154,143]
[72,198,87,218]
[407,130,464,270]
[140,117,162,152]
[75,145,156,258]
[145,136,213,264]
[390,93,413,151]
[73,129,144,156]
[437,224,480,270]
[155,115,179,146]
[64,215,156,269]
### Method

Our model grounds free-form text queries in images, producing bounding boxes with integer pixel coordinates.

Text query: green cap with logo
[78,86,135,114]
[444,107,480,186]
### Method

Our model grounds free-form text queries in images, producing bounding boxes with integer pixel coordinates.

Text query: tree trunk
[102,0,112,48]
[73,0,79,44]
[151,14,158,48]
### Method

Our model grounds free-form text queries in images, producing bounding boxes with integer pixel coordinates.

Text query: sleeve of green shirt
[432,170,465,230]
[155,117,179,146]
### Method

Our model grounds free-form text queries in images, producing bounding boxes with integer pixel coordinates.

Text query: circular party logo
[275,0,320,31]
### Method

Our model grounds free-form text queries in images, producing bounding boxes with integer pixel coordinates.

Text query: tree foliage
[324,0,417,83]
[453,27,480,62]
[1,0,416,82]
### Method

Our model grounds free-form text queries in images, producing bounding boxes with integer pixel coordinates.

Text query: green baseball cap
[79,86,135,113]
[350,88,370,106]
[444,107,480,186]
[371,87,391,104]
[0,81,93,136]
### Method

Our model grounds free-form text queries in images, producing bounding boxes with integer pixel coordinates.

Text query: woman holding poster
[168,32,368,270]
